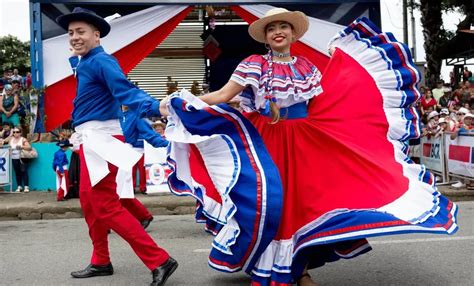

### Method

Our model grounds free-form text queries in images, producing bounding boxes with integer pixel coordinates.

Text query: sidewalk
[0,191,196,221]
[0,186,472,221]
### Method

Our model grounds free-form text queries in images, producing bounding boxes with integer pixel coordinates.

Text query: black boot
[141,216,154,230]
[150,257,178,286]
[70,263,114,278]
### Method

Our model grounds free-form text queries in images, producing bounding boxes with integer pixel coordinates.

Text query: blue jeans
[12,159,29,188]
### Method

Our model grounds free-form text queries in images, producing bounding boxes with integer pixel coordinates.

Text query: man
[437,87,450,108]
[431,80,444,102]
[10,69,23,87]
[56,7,177,286]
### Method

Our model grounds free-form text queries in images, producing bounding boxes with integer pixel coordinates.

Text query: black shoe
[141,216,154,230]
[70,263,114,278]
[150,257,178,286]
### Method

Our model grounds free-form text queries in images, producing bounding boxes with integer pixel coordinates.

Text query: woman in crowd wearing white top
[9,127,32,192]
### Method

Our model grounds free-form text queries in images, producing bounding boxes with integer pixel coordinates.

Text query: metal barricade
[418,133,474,185]
[420,135,449,184]
[0,146,13,192]
[443,132,474,182]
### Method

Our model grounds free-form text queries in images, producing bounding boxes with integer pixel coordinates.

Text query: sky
[0,0,467,80]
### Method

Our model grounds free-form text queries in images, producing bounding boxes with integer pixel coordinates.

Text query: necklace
[272,50,291,58]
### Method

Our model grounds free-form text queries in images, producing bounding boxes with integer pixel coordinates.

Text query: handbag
[20,147,38,159]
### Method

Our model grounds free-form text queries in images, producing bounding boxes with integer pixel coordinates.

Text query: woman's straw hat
[248,8,309,43]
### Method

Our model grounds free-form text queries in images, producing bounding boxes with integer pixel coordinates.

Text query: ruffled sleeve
[230,55,264,112]
[230,54,264,89]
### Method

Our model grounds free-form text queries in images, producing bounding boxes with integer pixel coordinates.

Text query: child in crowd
[52,139,73,201]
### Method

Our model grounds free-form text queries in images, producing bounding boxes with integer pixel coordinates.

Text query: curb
[0,192,196,221]
[0,187,472,221]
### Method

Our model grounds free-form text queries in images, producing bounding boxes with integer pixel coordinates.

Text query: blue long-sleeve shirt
[121,110,169,148]
[69,46,161,127]
[52,149,68,173]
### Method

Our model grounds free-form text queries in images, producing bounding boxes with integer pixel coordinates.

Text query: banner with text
[445,135,474,178]
[0,148,11,185]
[420,136,444,173]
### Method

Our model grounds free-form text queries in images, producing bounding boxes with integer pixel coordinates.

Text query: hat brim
[56,12,111,38]
[248,11,308,43]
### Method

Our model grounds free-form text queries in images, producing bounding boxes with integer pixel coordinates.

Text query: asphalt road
[0,201,473,286]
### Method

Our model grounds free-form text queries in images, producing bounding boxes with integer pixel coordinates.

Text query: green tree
[419,0,473,88]
[0,35,30,74]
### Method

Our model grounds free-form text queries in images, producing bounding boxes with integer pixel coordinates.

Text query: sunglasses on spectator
[12,130,20,133]
[457,113,465,115]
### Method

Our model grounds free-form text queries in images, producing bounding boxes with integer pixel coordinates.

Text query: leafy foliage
[0,35,30,74]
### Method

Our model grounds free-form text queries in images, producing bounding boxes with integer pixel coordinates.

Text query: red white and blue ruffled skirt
[164,18,458,285]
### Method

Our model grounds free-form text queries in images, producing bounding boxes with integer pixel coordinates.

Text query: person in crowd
[200,83,210,96]
[437,87,450,108]
[463,67,472,82]
[9,127,32,193]
[432,80,444,102]
[152,121,166,136]
[10,69,22,85]
[24,72,32,91]
[454,107,469,130]
[422,111,441,138]
[438,117,448,132]
[0,84,20,127]
[53,139,73,201]
[447,92,461,112]
[450,113,474,190]
[0,72,6,90]
[0,122,12,142]
[56,7,177,285]
[451,113,474,139]
[461,81,471,105]
[11,80,21,93]
[449,71,456,88]
[159,8,458,286]
[439,108,456,132]
[420,89,437,115]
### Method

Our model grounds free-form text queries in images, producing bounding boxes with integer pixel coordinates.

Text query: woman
[0,84,21,127]
[161,8,458,286]
[420,89,437,115]
[9,127,32,192]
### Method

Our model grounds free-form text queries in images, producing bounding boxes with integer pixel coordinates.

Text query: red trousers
[120,198,152,221]
[132,154,146,192]
[79,144,169,269]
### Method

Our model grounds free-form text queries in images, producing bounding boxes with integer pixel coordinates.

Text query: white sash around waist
[75,120,141,198]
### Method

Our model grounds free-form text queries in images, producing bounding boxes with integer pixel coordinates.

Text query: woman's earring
[264,43,271,50]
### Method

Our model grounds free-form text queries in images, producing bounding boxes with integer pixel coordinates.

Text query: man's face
[68,21,100,56]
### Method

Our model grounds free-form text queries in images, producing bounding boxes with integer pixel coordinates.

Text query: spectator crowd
[411,67,474,189]
[416,67,473,140]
